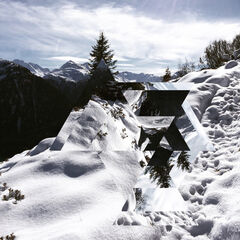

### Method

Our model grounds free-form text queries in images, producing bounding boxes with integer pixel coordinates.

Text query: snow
[133,188,188,211]
[29,138,55,156]
[117,71,162,82]
[60,100,140,151]
[0,150,142,237]
[225,60,238,69]
[13,59,50,77]
[0,59,240,239]
[233,49,240,60]
[46,60,89,83]
[50,111,82,151]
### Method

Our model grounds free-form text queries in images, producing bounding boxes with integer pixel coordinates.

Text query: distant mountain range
[13,59,162,82]
[11,59,163,104]
[13,59,50,77]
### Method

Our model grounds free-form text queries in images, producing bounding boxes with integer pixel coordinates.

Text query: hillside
[0,59,72,161]
[0,59,240,239]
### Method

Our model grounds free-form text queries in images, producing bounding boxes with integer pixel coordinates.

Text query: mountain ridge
[12,59,162,82]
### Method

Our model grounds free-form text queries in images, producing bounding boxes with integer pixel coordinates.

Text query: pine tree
[162,67,171,82]
[144,160,173,188]
[88,32,118,75]
[177,151,190,171]
[232,33,240,50]
[204,40,232,69]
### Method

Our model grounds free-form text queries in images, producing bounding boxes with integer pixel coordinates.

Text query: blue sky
[0,0,240,74]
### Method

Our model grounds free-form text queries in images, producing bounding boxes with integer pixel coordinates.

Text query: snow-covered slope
[0,98,144,239]
[0,60,240,239]
[13,59,50,77]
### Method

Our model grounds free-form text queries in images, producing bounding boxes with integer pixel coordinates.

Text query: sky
[0,0,240,74]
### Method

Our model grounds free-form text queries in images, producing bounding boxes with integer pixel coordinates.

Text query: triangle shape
[165,120,190,151]
[159,136,172,151]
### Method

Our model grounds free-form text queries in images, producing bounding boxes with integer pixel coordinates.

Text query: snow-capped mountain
[14,59,162,83]
[45,60,90,83]
[0,59,240,239]
[117,71,162,82]
[13,59,50,77]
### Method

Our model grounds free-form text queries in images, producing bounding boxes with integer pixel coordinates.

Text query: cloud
[45,56,88,63]
[0,0,240,73]
[117,63,135,67]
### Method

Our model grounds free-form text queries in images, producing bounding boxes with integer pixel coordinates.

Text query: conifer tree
[144,164,172,188]
[162,67,171,82]
[232,33,240,50]
[177,151,190,171]
[204,40,232,69]
[88,32,118,75]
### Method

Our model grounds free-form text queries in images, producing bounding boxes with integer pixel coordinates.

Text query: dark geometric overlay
[139,90,189,116]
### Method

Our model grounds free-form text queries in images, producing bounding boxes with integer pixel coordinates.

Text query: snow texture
[0,60,240,239]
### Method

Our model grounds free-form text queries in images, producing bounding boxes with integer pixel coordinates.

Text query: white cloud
[0,0,240,73]
[117,63,135,67]
[45,56,88,63]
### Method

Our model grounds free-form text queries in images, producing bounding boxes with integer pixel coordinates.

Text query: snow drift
[0,60,240,239]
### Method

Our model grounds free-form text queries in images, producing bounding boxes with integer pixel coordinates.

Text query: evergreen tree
[198,57,208,70]
[204,39,232,69]
[162,67,171,82]
[88,32,118,75]
[177,151,190,171]
[232,33,240,50]
[144,161,173,188]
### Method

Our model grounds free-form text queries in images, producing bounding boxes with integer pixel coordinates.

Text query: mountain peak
[60,60,82,69]
[66,60,75,64]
